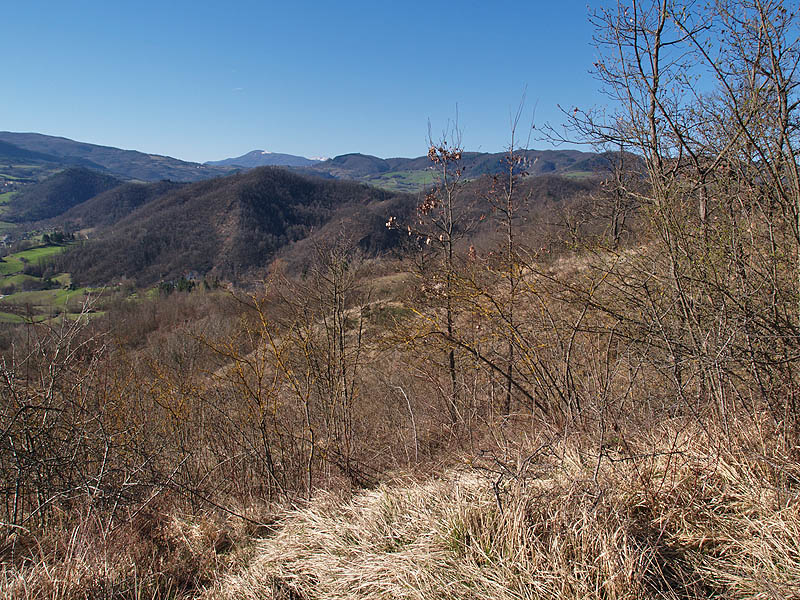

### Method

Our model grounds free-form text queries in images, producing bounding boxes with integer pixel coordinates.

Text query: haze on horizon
[2,1,608,163]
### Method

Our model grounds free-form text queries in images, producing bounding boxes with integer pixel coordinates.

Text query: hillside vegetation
[208,423,798,600]
[0,132,234,182]
[47,168,594,287]
[1,2,800,599]
[52,167,413,285]
[55,179,187,229]
[2,168,122,222]
[301,148,609,191]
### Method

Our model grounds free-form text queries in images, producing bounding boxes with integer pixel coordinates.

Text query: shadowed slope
[56,167,413,285]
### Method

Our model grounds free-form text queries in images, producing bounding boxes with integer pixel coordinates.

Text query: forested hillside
[45,167,595,286]
[0,132,234,182]
[53,180,187,229]
[53,166,413,285]
[3,167,122,222]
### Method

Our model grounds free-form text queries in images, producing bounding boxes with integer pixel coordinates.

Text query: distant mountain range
[302,149,609,191]
[0,132,233,183]
[205,150,323,168]
[1,132,610,193]
[0,131,614,287]
[209,148,610,192]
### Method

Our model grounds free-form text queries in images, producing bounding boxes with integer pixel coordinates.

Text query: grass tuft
[206,421,800,600]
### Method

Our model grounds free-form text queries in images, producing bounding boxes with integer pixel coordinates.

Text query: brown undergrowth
[199,418,799,600]
[1,405,797,600]
[0,499,272,600]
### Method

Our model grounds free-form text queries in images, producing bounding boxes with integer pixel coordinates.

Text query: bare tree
[558,0,800,425]
[388,121,473,427]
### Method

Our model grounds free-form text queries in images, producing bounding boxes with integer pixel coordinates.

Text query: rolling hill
[299,148,609,192]
[53,167,415,286]
[0,132,234,182]
[206,149,322,168]
[3,168,123,222]
[1,131,609,194]
[54,180,187,229]
[0,131,606,287]
[0,140,102,170]
[47,164,596,287]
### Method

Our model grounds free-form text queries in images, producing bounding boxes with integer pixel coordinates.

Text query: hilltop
[3,168,123,222]
[297,148,608,192]
[206,149,322,168]
[0,131,610,200]
[0,132,234,183]
[53,166,414,285]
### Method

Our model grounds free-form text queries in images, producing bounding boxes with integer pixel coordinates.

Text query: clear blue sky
[3,1,609,163]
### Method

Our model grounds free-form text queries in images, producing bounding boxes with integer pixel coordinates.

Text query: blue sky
[3,1,608,162]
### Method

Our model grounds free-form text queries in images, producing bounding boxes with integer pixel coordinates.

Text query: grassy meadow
[0,243,96,322]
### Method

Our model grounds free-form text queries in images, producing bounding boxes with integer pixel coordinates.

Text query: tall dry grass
[206,418,799,600]
[1,415,796,599]
[0,501,270,600]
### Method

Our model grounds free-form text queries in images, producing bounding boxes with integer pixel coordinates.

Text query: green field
[0,243,97,323]
[0,286,87,306]
[0,191,15,219]
[0,164,60,183]
[365,169,437,192]
[563,170,598,180]
[0,311,33,324]
[1,273,40,287]
[53,272,71,286]
[0,244,70,275]
[0,287,96,324]
[0,254,23,275]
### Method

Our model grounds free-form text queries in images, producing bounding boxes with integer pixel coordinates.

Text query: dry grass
[0,502,269,600]
[205,420,800,600]
[2,420,797,600]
